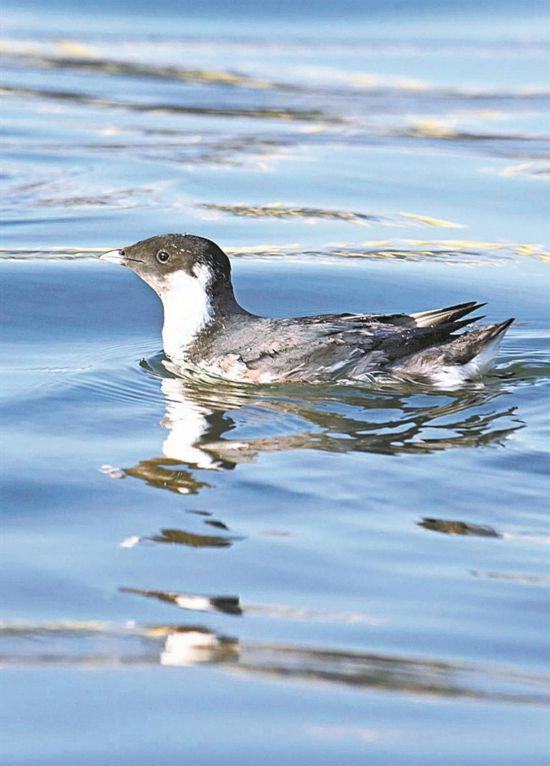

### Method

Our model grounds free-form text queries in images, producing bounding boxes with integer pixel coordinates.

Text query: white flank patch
[161,265,212,360]
[430,334,503,388]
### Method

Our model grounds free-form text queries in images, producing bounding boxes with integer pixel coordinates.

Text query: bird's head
[100,233,234,303]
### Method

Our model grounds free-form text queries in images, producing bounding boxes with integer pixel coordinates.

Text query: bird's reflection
[2,620,548,705]
[124,459,212,495]
[121,357,523,494]
[120,586,244,615]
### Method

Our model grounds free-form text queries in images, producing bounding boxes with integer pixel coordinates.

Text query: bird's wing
[218,306,482,382]
[324,300,485,329]
[195,302,485,382]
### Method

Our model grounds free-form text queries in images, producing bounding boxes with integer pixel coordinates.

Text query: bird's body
[101,234,513,387]
[179,306,512,387]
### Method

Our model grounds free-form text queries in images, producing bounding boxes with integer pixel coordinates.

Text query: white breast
[160,266,212,360]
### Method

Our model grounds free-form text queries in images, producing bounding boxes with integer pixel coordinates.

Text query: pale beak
[100,249,126,265]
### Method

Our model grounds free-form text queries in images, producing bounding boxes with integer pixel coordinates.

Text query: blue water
[1,2,549,764]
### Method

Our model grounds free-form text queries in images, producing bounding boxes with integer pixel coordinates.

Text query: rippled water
[1,2,549,764]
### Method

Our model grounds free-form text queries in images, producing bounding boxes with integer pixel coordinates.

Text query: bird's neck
[160,270,244,361]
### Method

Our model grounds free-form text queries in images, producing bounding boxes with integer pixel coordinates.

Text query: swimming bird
[100,233,513,387]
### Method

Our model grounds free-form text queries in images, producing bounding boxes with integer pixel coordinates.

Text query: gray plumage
[100,234,514,386]
[189,307,512,384]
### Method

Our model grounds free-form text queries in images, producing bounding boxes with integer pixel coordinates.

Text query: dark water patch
[143,527,241,548]
[1,84,338,122]
[311,242,549,264]
[123,458,213,495]
[1,51,291,91]
[202,203,470,230]
[419,517,501,537]
[3,47,550,103]
[402,125,550,142]
[202,202,386,225]
[1,241,548,265]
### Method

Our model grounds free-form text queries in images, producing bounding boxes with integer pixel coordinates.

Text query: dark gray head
[101,233,236,308]
[101,234,247,359]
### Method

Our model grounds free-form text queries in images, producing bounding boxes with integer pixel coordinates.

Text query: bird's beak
[100,249,126,265]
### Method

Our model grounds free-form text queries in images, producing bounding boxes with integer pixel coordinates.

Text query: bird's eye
[156,250,170,263]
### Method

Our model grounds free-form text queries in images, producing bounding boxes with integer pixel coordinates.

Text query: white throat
[160,266,213,360]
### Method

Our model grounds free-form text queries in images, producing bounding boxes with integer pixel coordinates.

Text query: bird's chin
[139,275,166,296]
[98,250,177,298]
[100,250,160,287]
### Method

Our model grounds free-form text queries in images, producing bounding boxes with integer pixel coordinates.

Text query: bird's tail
[410,300,486,328]
[393,318,514,387]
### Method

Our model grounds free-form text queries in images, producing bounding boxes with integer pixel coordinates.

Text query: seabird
[100,233,513,386]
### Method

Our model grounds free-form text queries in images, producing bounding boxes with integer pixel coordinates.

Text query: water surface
[1,2,549,764]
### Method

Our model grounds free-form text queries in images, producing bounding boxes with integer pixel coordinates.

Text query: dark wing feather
[193,301,486,382]
[203,310,482,382]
